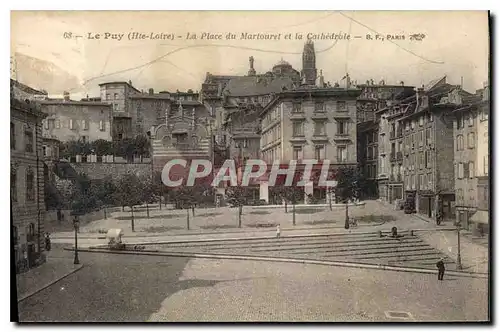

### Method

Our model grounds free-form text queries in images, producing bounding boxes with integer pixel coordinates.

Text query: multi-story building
[11,88,47,273]
[99,81,142,140]
[40,93,113,144]
[376,83,418,205]
[453,82,489,232]
[129,89,172,138]
[398,77,473,221]
[357,80,414,200]
[259,86,362,203]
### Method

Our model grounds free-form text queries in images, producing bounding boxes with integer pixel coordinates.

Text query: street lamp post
[456,221,462,270]
[344,200,350,229]
[73,216,80,265]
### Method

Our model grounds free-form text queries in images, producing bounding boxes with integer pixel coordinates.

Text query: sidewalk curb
[68,248,488,279]
[17,264,84,303]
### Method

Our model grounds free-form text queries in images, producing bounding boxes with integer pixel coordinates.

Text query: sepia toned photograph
[10,10,490,322]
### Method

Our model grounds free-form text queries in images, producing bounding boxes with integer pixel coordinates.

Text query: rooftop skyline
[11,11,489,99]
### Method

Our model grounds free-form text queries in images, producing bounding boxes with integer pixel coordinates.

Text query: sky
[10,11,489,99]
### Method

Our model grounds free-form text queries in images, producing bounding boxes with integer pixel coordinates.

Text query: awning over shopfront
[470,210,489,224]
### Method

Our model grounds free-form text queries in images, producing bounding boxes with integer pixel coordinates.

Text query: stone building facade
[40,97,113,144]
[11,94,47,273]
[356,81,415,200]
[259,87,362,203]
[99,81,141,140]
[453,83,489,232]
[396,78,473,221]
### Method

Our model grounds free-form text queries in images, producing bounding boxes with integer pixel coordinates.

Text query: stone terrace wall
[71,162,152,180]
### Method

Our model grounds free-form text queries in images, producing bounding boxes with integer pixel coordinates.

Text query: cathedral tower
[301,40,317,85]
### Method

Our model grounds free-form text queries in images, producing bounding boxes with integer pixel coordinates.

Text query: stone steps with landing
[247,241,427,253]
[158,234,420,248]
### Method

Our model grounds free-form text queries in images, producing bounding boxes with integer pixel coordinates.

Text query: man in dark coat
[436,258,445,281]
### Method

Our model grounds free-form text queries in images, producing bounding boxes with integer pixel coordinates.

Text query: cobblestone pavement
[148,258,489,322]
[52,200,439,238]
[148,231,462,271]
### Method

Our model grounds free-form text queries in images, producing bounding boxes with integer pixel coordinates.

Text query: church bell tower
[301,40,317,86]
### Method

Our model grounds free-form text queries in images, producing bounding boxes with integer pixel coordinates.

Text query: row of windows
[401,128,433,151]
[11,122,34,152]
[262,145,347,163]
[291,145,332,161]
[456,133,475,150]
[400,113,433,132]
[455,160,488,179]
[403,151,433,171]
[105,93,120,100]
[291,100,347,113]
[43,119,107,132]
[11,166,36,203]
[455,112,475,129]
[234,96,270,105]
[404,173,434,190]
[262,144,281,164]
[262,107,281,128]
[456,188,476,205]
[292,120,348,137]
[262,124,281,147]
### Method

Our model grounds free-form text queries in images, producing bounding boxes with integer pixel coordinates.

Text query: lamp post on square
[73,215,80,265]
[455,221,462,270]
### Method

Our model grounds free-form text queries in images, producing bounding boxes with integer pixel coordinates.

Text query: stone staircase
[152,232,458,271]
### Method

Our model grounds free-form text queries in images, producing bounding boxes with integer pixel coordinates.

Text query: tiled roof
[40,100,111,107]
[98,81,141,92]
[129,94,171,100]
[223,76,295,97]
[424,75,447,91]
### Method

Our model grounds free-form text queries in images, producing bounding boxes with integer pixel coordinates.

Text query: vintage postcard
[11,10,490,322]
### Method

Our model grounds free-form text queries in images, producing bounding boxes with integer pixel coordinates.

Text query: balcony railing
[390,152,396,161]
[390,132,396,139]
[396,151,403,161]
[397,129,403,138]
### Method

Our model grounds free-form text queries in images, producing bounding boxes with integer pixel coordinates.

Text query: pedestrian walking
[45,233,51,251]
[436,258,445,281]
[276,224,281,238]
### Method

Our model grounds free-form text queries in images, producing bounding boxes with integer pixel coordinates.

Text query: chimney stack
[148,88,154,95]
[63,91,70,101]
